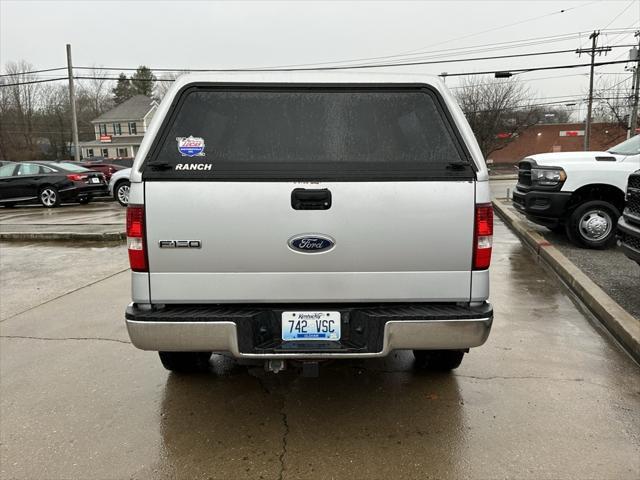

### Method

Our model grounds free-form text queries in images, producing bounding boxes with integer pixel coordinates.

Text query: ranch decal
[175,163,212,171]
[176,136,206,157]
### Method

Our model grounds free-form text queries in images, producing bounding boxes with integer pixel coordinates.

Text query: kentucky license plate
[281,311,341,341]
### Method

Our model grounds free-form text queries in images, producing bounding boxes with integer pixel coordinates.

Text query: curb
[0,231,126,242]
[493,198,640,363]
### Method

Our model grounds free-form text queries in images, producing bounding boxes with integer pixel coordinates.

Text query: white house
[79,95,157,159]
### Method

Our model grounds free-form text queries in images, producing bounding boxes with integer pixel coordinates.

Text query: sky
[1,0,639,117]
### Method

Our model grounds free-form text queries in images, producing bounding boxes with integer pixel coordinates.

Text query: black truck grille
[626,190,640,218]
[624,172,640,222]
[627,173,640,191]
[619,230,640,251]
[517,160,532,187]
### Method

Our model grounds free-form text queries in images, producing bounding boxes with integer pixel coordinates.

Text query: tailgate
[141,85,476,303]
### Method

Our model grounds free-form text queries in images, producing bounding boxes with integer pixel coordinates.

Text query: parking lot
[1,207,639,479]
[491,179,640,320]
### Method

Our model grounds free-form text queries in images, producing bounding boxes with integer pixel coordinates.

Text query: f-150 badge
[177,136,205,157]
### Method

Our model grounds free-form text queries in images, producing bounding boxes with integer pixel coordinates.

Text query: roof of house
[92,95,156,123]
[79,136,145,148]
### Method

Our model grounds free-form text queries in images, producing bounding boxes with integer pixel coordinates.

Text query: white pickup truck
[513,135,640,248]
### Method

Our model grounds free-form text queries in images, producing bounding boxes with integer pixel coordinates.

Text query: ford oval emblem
[288,234,335,254]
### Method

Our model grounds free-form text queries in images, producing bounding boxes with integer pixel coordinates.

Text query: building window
[113,123,122,135]
[128,122,137,135]
[86,148,94,158]
[99,124,107,136]
[117,147,128,157]
[101,148,109,157]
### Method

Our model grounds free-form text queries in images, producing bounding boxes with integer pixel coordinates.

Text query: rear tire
[114,181,130,207]
[39,186,60,208]
[545,224,564,234]
[413,350,465,371]
[159,351,211,373]
[565,200,619,249]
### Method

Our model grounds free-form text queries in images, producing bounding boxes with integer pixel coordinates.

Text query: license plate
[281,311,341,341]
[90,177,100,183]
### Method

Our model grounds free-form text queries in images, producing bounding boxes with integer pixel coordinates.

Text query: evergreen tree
[112,73,134,105]
[131,66,156,97]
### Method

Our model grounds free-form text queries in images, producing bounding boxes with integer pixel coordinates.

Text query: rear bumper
[125,302,493,358]
[60,184,109,199]
[512,188,571,227]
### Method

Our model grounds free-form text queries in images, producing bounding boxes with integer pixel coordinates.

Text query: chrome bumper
[126,315,493,359]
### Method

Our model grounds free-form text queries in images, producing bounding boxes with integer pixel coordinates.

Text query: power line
[602,0,636,31]
[0,67,66,78]
[67,34,638,74]
[73,43,634,76]
[267,3,601,70]
[0,76,68,87]
[439,59,632,77]
[0,57,633,88]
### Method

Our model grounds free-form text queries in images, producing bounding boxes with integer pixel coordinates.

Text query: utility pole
[628,31,640,139]
[576,31,611,151]
[66,44,80,161]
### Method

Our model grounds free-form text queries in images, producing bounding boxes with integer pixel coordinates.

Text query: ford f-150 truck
[123,72,494,375]
[513,135,640,248]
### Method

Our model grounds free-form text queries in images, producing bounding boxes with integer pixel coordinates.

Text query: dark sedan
[79,161,126,182]
[0,161,108,208]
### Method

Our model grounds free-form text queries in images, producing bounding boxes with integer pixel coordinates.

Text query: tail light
[67,174,87,181]
[473,203,493,270]
[126,205,147,272]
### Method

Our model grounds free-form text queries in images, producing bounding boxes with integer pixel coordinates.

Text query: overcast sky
[1,0,639,113]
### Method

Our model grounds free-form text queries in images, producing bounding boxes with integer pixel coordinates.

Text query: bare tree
[455,76,539,157]
[37,82,74,158]
[0,61,44,160]
[154,71,186,100]
[77,67,114,118]
[592,75,633,137]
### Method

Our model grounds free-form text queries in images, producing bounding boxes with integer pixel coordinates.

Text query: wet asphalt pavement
[1,219,639,479]
[0,203,125,237]
[491,179,640,320]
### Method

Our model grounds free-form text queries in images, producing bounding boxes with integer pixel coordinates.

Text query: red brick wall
[487,123,627,165]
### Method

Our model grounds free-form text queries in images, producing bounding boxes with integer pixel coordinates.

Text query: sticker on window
[177,136,205,157]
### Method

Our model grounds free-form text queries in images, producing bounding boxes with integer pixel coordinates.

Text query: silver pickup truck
[124,72,494,375]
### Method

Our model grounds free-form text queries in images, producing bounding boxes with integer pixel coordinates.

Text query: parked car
[513,135,640,248]
[79,161,126,182]
[124,72,494,375]
[617,169,640,265]
[108,168,131,206]
[0,161,107,208]
[81,156,134,168]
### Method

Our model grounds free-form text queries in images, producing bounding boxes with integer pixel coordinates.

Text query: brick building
[487,123,628,165]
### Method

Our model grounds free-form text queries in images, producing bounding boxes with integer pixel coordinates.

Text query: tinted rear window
[144,86,472,180]
[57,162,91,172]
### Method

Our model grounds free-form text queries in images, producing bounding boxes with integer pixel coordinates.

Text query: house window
[117,147,128,157]
[128,122,137,135]
[101,148,109,157]
[113,123,122,135]
[86,148,94,158]
[99,124,107,136]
